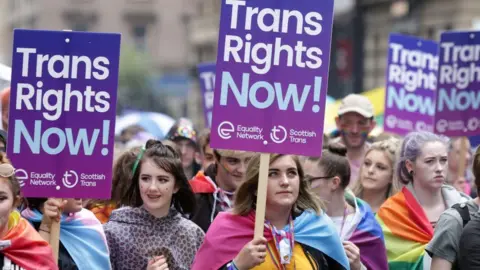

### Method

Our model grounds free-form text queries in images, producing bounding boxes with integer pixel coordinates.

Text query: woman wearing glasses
[0,153,57,270]
[104,140,204,270]
[192,153,349,270]
[190,149,254,232]
[304,143,388,270]
[351,138,402,213]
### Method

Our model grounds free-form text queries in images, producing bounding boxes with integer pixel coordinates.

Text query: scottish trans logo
[62,170,79,188]
[270,125,287,144]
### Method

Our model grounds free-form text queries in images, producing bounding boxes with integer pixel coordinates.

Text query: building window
[72,22,89,31]
[132,25,147,51]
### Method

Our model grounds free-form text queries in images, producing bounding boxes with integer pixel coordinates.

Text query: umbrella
[115,112,175,139]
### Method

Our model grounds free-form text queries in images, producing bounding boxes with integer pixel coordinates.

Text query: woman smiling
[104,140,204,270]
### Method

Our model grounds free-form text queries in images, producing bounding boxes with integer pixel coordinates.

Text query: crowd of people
[0,85,479,269]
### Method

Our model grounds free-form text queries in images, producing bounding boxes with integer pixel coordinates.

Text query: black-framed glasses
[305,175,334,182]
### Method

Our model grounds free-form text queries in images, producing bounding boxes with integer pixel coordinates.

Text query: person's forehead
[420,142,447,157]
[340,112,369,121]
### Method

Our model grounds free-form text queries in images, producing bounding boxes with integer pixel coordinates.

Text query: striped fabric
[376,187,433,270]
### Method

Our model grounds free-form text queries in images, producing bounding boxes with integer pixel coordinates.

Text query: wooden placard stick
[49,198,63,264]
[254,153,270,239]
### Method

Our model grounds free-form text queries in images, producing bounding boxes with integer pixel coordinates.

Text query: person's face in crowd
[216,154,252,191]
[139,158,178,214]
[202,144,215,171]
[266,155,300,211]
[407,141,448,191]
[303,161,338,202]
[2,111,8,131]
[175,139,197,169]
[448,139,472,172]
[63,199,83,213]
[0,179,16,232]
[453,177,467,193]
[336,112,375,149]
[360,150,393,192]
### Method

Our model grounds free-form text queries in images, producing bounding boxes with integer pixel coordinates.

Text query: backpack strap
[452,203,470,227]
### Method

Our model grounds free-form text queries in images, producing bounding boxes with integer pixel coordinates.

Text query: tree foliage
[117,47,170,115]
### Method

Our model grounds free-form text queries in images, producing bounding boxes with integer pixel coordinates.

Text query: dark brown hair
[198,129,211,155]
[307,143,351,188]
[118,140,196,215]
[473,146,480,195]
[234,154,323,216]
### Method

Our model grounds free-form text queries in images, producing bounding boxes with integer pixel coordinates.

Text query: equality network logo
[62,170,79,188]
[218,121,235,139]
[14,169,28,187]
[270,125,287,144]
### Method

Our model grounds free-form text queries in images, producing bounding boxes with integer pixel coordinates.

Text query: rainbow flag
[376,187,433,270]
[344,192,388,270]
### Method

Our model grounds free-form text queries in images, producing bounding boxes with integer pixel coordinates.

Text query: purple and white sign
[435,31,480,136]
[210,0,334,156]
[197,63,216,128]
[384,34,438,136]
[7,29,121,198]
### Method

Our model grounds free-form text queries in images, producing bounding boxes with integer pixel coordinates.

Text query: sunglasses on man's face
[0,164,15,178]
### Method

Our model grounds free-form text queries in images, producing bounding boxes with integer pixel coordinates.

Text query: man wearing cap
[334,94,376,186]
[189,148,253,232]
[166,118,202,179]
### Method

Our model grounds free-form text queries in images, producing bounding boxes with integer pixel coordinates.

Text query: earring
[409,170,414,176]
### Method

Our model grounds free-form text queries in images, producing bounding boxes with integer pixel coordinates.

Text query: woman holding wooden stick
[0,153,57,270]
[192,153,349,270]
[21,197,111,269]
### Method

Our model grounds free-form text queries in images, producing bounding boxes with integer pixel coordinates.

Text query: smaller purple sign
[383,34,438,136]
[7,29,121,199]
[197,63,216,128]
[435,31,480,136]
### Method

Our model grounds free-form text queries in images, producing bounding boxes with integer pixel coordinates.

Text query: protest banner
[435,30,480,184]
[383,34,438,136]
[197,63,216,128]
[210,0,334,238]
[7,29,121,199]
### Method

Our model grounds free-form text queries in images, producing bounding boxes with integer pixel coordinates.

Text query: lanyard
[266,216,295,269]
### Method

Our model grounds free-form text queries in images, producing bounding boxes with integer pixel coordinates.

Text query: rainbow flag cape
[191,210,349,270]
[343,192,388,270]
[376,187,433,270]
[2,211,58,270]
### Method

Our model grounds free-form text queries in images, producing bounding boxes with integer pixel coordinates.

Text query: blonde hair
[352,137,402,198]
[233,154,324,216]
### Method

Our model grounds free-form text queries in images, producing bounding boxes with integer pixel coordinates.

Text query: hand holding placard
[210,0,334,241]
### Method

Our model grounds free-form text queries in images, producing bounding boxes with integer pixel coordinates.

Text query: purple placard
[7,29,121,198]
[197,62,216,128]
[210,0,334,156]
[435,31,480,136]
[383,34,438,136]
